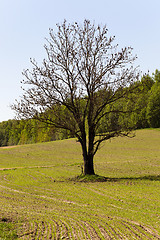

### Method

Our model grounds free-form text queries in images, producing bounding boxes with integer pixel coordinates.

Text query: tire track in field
[18,217,160,239]
[0,165,56,171]
[0,184,88,207]
[1,185,160,239]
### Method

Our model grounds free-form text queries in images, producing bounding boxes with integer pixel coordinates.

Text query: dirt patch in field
[0,145,18,149]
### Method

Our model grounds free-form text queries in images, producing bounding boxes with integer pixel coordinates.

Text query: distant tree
[153,69,160,83]
[146,70,160,128]
[0,124,5,147]
[128,74,154,129]
[12,20,140,175]
[146,83,160,127]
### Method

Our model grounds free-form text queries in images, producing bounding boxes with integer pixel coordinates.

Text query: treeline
[127,69,160,129]
[0,120,72,147]
[0,69,160,147]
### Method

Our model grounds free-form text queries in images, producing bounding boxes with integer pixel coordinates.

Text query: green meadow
[0,129,160,239]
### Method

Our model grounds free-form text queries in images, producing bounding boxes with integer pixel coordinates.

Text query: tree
[146,71,160,128]
[127,74,154,129]
[12,20,140,175]
[153,69,160,83]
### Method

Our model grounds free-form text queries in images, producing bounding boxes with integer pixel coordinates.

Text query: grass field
[0,129,160,239]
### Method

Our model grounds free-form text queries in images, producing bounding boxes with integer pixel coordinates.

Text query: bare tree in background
[12,20,140,175]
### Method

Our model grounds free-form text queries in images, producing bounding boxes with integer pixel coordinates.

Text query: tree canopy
[12,20,141,175]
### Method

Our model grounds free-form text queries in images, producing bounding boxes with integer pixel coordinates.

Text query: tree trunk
[83,154,95,175]
[80,128,95,175]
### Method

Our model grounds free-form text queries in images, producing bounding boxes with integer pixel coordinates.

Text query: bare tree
[12,20,140,175]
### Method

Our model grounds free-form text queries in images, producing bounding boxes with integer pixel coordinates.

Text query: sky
[0,0,160,122]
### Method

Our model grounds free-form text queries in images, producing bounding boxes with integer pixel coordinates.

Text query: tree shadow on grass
[70,174,160,182]
[108,175,160,182]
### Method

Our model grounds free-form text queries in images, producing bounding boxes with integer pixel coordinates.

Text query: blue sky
[0,0,160,122]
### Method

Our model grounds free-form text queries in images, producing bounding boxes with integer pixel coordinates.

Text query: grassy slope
[0,129,160,239]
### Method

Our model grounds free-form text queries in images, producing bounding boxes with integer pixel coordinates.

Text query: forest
[0,69,160,147]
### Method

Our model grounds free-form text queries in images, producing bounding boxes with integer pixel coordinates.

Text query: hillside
[0,129,160,239]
